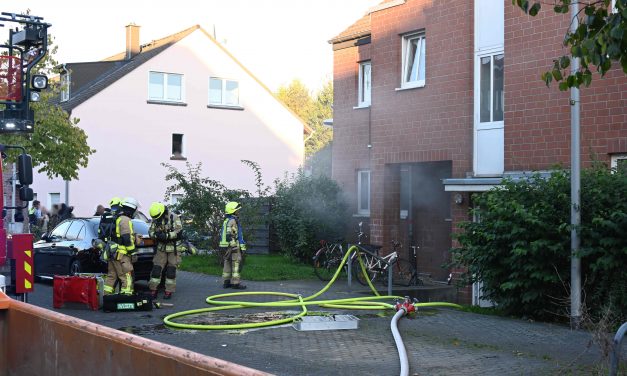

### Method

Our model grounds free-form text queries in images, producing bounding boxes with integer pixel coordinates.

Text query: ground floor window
[611,153,627,172]
[357,170,370,216]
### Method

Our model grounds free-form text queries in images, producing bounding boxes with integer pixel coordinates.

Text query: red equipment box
[8,233,34,294]
[53,275,99,311]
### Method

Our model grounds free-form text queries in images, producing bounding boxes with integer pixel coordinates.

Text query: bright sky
[11,0,380,92]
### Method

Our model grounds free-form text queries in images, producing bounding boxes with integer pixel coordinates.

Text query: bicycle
[350,222,417,287]
[312,239,345,281]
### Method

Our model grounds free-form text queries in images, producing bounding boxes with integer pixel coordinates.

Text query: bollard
[347,246,352,290]
[388,262,393,296]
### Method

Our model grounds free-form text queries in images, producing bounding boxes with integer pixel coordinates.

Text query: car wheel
[69,259,82,276]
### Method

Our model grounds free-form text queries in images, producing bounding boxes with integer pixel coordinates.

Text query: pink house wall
[33,29,304,216]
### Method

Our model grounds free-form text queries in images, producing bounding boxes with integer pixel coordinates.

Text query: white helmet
[121,197,139,211]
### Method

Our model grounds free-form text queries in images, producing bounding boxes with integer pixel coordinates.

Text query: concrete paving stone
[25,271,626,375]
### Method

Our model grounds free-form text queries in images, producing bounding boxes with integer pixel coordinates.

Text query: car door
[47,220,85,276]
[35,220,71,277]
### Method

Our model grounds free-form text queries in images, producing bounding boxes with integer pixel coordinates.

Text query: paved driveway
[27,271,624,375]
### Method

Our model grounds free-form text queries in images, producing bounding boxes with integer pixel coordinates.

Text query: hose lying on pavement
[391,309,410,376]
[163,246,461,331]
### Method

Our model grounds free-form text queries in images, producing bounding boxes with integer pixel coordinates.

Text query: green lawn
[179,253,317,281]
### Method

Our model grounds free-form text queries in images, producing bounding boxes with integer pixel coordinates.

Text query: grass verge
[179,253,317,281]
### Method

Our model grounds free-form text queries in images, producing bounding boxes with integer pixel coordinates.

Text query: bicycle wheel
[352,253,378,286]
[313,246,342,281]
[392,258,416,287]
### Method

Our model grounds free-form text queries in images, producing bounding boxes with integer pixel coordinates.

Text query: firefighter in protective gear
[148,202,183,299]
[94,196,122,263]
[103,197,138,295]
[220,201,247,289]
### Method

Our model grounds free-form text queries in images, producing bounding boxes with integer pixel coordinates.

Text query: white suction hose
[391,308,409,376]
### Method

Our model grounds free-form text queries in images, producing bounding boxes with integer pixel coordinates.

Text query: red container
[53,275,99,311]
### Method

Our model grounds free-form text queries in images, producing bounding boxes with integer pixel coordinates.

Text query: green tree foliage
[0,34,94,180]
[162,160,266,251]
[271,170,348,261]
[451,166,626,322]
[515,0,627,90]
[275,79,333,158]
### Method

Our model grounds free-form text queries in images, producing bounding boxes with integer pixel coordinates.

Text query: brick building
[330,0,627,302]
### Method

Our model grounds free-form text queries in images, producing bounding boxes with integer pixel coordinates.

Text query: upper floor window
[358,61,372,107]
[149,71,183,102]
[357,170,371,216]
[479,54,504,123]
[209,77,239,106]
[171,133,185,160]
[401,32,426,88]
[60,72,70,102]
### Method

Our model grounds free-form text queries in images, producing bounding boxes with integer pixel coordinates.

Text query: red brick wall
[504,5,627,171]
[332,0,474,246]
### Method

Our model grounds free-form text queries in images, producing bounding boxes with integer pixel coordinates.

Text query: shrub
[451,166,626,322]
[271,170,348,261]
[162,161,267,252]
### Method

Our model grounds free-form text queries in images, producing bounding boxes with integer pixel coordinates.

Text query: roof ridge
[101,24,200,62]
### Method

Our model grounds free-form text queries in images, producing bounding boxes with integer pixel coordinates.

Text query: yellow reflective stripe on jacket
[115,216,135,254]
[219,218,230,247]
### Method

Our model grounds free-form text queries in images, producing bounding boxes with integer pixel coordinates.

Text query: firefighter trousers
[222,248,242,284]
[104,253,134,295]
[148,250,181,293]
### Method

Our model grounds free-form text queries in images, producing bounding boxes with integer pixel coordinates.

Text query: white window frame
[357,170,371,216]
[170,193,184,206]
[148,71,185,103]
[611,153,627,171]
[48,192,60,208]
[60,72,70,102]
[208,77,240,107]
[400,32,426,89]
[357,61,371,107]
[171,133,185,158]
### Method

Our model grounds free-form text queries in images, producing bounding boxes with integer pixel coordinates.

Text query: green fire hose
[163,246,461,330]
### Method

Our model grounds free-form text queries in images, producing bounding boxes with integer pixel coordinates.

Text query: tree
[276,79,333,158]
[0,33,95,180]
[515,0,627,90]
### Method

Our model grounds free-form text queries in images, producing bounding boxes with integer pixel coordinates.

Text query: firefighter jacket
[149,212,183,253]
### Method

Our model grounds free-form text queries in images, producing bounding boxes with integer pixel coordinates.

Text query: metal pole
[64,180,69,205]
[347,245,352,290]
[388,261,393,296]
[569,0,582,329]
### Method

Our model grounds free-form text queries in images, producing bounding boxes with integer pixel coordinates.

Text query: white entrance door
[474,51,504,176]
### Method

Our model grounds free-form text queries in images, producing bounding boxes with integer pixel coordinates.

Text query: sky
[9,0,381,92]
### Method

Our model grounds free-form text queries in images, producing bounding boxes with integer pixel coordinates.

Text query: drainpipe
[569,0,582,329]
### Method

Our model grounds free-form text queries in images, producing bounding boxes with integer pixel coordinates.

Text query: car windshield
[50,220,72,239]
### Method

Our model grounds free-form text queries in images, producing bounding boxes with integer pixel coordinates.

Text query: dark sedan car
[34,217,155,281]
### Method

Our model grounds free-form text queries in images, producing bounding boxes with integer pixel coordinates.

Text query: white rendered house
[34,25,306,216]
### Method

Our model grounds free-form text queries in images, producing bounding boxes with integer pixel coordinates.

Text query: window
[65,220,84,241]
[401,33,426,88]
[48,193,60,208]
[60,72,70,102]
[149,71,183,102]
[357,170,371,216]
[171,194,183,206]
[50,220,71,239]
[209,77,239,106]
[358,61,371,107]
[479,54,504,123]
[171,133,185,159]
[611,154,627,172]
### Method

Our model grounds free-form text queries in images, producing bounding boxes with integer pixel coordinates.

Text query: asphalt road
[26,271,624,375]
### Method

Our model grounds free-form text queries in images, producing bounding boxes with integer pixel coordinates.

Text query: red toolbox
[53,275,99,311]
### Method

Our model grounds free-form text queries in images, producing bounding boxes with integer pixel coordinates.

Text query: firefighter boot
[231,283,247,290]
[150,290,158,299]
[223,280,231,289]
[164,291,172,300]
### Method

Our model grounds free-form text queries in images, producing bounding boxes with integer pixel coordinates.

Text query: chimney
[125,23,140,60]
